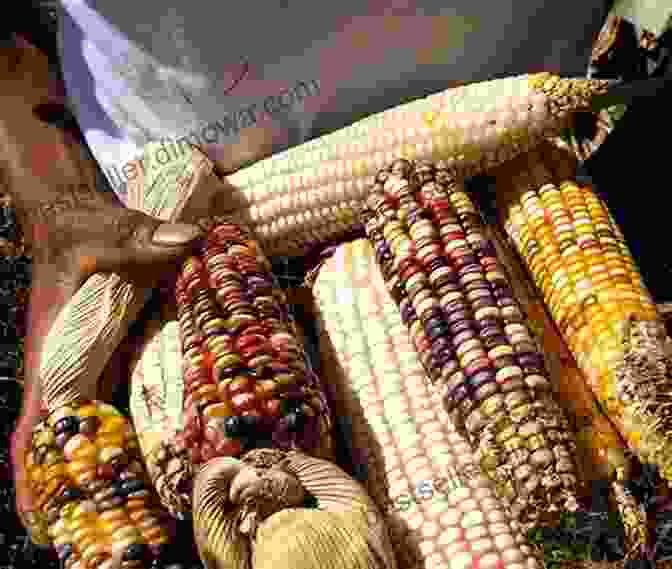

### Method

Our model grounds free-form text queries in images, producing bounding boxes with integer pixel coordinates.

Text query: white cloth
[58,0,607,202]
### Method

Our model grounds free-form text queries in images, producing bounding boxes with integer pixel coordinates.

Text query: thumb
[150,221,204,247]
[126,219,205,268]
[80,216,204,281]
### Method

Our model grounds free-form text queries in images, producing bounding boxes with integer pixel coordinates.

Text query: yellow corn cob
[482,220,648,557]
[491,143,672,486]
[359,158,582,526]
[133,75,609,257]
[313,239,543,569]
[24,400,175,567]
[484,220,630,482]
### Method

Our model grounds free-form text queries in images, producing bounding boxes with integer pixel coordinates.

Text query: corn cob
[312,238,543,569]
[359,158,581,525]
[483,218,630,483]
[228,74,610,256]
[174,216,333,463]
[131,76,612,258]
[133,216,334,515]
[128,217,399,569]
[491,143,672,486]
[128,301,195,518]
[24,399,177,569]
[482,219,648,557]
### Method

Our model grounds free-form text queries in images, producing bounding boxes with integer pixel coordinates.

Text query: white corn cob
[224,74,610,256]
[313,239,542,569]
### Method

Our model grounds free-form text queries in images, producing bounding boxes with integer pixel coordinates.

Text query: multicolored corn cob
[360,158,581,526]
[491,143,672,486]
[312,238,543,569]
[128,219,399,569]
[24,400,176,569]
[172,217,333,465]
[212,74,611,256]
[135,216,336,515]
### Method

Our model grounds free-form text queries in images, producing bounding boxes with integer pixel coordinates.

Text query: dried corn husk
[192,449,397,569]
[128,294,194,517]
[253,509,390,569]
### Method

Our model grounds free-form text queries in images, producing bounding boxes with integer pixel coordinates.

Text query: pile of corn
[491,144,672,487]
[359,158,581,525]
[313,238,543,569]
[24,400,174,569]
[19,70,649,568]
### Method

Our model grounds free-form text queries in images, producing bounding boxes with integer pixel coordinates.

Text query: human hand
[1,35,204,533]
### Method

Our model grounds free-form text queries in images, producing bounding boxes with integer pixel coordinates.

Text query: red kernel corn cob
[172,217,333,468]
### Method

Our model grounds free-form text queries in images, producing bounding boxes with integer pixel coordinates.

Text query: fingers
[12,264,78,521]
[12,426,35,515]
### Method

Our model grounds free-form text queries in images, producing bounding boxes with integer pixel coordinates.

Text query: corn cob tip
[527,74,611,115]
[616,318,672,481]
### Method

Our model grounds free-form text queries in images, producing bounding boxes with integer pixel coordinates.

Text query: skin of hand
[0,35,205,529]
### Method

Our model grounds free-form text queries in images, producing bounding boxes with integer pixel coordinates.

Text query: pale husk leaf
[192,451,397,569]
[253,508,394,569]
